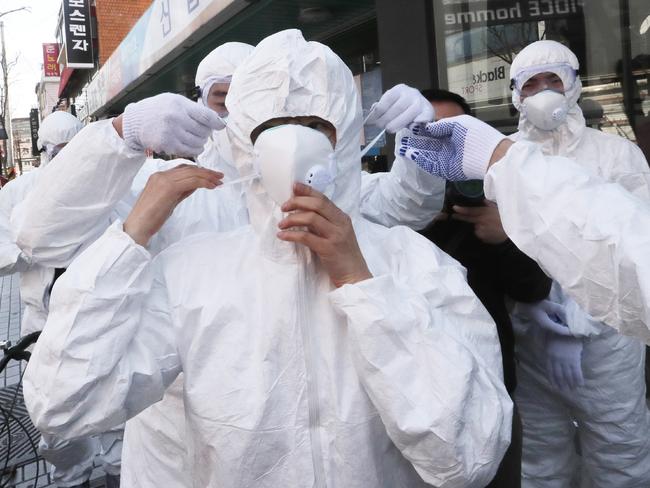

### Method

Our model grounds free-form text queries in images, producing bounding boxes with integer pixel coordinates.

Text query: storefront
[77,0,649,159]
[430,0,649,150]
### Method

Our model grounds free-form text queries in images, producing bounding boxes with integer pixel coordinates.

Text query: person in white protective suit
[23,29,512,488]
[15,43,448,487]
[0,111,121,488]
[10,44,250,488]
[503,40,650,487]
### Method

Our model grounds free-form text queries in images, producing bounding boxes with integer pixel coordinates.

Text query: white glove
[518,299,572,336]
[544,331,585,390]
[398,115,506,180]
[365,84,434,133]
[122,93,226,156]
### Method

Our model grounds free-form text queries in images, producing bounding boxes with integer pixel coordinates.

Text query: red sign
[43,43,60,77]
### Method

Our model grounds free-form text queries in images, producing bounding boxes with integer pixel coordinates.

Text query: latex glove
[544,331,585,390]
[398,115,506,180]
[365,84,434,133]
[122,93,226,156]
[518,299,572,336]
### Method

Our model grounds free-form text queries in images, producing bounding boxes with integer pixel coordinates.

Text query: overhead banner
[62,0,94,68]
[42,43,60,77]
[29,109,40,156]
[85,0,241,117]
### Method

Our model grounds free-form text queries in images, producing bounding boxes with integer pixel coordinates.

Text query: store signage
[29,109,40,156]
[42,43,60,77]
[62,0,94,68]
[448,56,511,104]
[444,0,585,28]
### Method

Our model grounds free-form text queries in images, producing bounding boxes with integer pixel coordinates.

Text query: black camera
[443,180,485,213]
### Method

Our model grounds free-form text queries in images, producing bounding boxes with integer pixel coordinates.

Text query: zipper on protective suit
[296,244,327,488]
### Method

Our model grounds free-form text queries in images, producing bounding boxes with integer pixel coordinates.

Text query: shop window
[432,0,649,156]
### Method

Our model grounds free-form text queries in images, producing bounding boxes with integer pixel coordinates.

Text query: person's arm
[485,140,650,344]
[11,119,146,267]
[12,93,224,268]
[359,152,446,230]
[329,226,512,488]
[23,222,181,440]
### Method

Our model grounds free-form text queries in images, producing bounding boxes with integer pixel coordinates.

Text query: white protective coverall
[24,29,511,488]
[506,41,650,487]
[15,45,445,488]
[0,112,105,487]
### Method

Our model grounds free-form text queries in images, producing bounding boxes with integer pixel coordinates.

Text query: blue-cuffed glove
[544,330,585,390]
[397,115,506,180]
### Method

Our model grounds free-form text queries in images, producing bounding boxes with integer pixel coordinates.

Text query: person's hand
[397,115,507,180]
[277,183,372,288]
[544,331,585,390]
[451,200,508,244]
[518,299,572,336]
[118,93,226,157]
[365,84,434,133]
[124,164,223,247]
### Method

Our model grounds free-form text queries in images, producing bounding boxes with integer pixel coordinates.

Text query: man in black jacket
[419,89,552,488]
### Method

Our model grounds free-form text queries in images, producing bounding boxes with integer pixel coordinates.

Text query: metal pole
[0,21,13,170]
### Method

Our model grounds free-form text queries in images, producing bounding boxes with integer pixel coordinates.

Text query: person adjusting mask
[24,29,511,487]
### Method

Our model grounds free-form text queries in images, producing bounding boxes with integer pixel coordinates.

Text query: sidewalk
[0,274,109,488]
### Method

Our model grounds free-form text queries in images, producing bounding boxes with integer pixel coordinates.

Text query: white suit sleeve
[0,175,36,274]
[23,222,181,440]
[359,154,445,230]
[485,141,650,344]
[11,120,146,267]
[329,227,511,488]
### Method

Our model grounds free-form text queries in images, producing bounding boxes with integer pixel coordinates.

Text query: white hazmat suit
[507,40,650,487]
[24,30,511,488]
[0,112,104,488]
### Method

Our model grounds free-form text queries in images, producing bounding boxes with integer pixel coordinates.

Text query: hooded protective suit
[195,42,254,179]
[508,40,650,488]
[15,42,443,488]
[24,30,511,488]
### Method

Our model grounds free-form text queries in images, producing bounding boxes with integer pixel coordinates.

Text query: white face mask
[253,124,337,206]
[521,89,569,131]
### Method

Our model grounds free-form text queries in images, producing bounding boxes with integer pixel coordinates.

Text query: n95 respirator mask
[521,89,569,131]
[253,124,337,205]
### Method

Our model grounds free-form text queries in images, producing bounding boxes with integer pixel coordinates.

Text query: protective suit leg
[573,332,650,487]
[515,336,578,487]
[97,425,123,476]
[38,434,96,487]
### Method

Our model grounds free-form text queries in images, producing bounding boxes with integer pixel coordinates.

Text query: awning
[58,67,75,97]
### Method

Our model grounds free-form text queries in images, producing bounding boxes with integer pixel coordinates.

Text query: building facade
[50,0,649,161]
[11,118,39,174]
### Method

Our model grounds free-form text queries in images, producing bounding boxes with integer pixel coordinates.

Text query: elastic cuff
[463,131,506,180]
[121,104,144,152]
